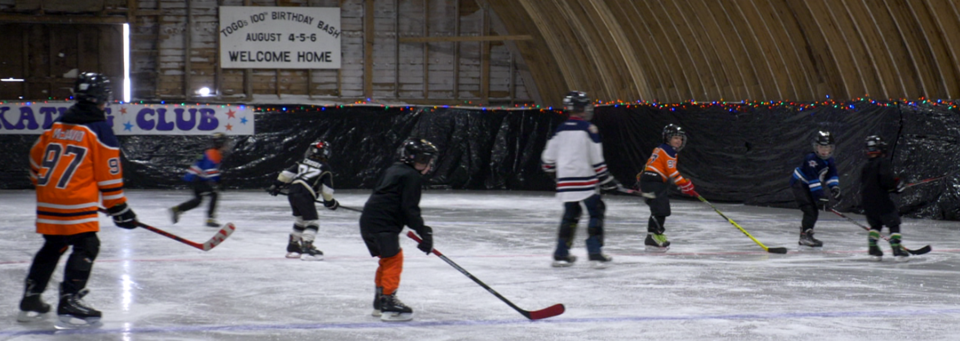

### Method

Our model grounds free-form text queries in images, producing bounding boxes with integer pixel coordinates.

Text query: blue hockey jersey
[790,152,839,199]
[184,148,223,183]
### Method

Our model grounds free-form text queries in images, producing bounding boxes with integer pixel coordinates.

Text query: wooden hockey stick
[827,208,931,255]
[267,188,362,212]
[697,196,789,254]
[98,208,236,251]
[904,176,945,189]
[406,231,565,320]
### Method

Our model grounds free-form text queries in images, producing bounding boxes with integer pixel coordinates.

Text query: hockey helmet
[305,140,331,162]
[562,91,594,120]
[864,135,886,157]
[398,138,439,169]
[662,124,687,151]
[73,72,112,104]
[813,130,835,159]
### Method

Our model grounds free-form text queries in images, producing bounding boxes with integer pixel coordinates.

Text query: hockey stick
[904,176,945,189]
[826,208,931,255]
[696,196,789,254]
[267,188,363,213]
[98,208,236,251]
[406,231,565,320]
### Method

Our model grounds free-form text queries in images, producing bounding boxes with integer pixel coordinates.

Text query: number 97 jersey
[29,117,126,235]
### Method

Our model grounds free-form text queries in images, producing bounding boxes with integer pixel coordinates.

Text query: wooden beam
[215,0,223,99]
[480,5,490,104]
[128,0,137,100]
[423,0,429,99]
[244,0,252,101]
[364,0,374,99]
[395,0,400,99]
[0,14,128,25]
[185,0,192,99]
[453,0,459,100]
[399,35,533,43]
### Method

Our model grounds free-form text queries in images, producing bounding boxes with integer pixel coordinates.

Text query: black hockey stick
[827,208,931,255]
[406,231,565,320]
[697,196,789,254]
[267,188,363,212]
[98,208,236,251]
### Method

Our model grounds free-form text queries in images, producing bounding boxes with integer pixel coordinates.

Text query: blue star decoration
[123,121,134,131]
[240,116,248,124]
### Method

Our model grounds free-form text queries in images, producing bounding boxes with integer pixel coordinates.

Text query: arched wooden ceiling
[487,0,960,106]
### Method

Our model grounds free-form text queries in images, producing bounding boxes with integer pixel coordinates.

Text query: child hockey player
[170,132,231,227]
[20,73,138,328]
[636,124,698,252]
[789,130,841,248]
[267,140,339,260]
[541,91,620,268]
[359,138,438,322]
[861,135,909,261]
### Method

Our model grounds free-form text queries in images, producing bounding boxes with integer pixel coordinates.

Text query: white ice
[2,189,959,340]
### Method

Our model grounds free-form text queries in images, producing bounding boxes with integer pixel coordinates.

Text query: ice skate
[868,245,883,261]
[588,253,612,269]
[285,235,302,259]
[371,287,383,317]
[300,240,324,261]
[205,217,220,228]
[169,207,181,224]
[379,292,413,322]
[798,230,823,249]
[55,288,102,329]
[891,244,910,263]
[17,281,50,322]
[551,254,577,267]
[644,233,670,253]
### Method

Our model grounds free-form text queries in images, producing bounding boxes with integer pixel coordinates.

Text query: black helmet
[398,138,439,167]
[562,91,594,119]
[305,140,331,162]
[813,131,835,159]
[662,124,687,151]
[73,72,112,104]
[865,135,886,157]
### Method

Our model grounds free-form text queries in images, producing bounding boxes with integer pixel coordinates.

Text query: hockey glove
[679,182,698,197]
[830,186,842,200]
[818,197,830,211]
[323,198,339,210]
[108,203,138,229]
[893,178,906,193]
[416,226,434,255]
[599,178,624,194]
[267,181,284,196]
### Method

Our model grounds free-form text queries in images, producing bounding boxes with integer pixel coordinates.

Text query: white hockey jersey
[541,117,613,202]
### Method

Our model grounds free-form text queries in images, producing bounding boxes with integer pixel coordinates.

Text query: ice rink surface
[2,189,959,340]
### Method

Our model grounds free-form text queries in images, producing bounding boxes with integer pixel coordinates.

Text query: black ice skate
[551,254,577,268]
[56,287,102,329]
[588,253,612,269]
[205,217,220,228]
[371,287,383,317]
[868,245,883,261]
[17,280,50,322]
[644,233,670,253]
[169,207,181,224]
[300,240,324,261]
[285,235,302,259]
[798,230,823,248]
[891,243,910,263]
[379,292,413,322]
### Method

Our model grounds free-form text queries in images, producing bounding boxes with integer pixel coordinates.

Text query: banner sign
[219,6,341,69]
[0,103,255,135]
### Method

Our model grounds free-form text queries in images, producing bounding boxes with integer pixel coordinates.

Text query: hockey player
[790,130,841,248]
[541,91,620,268]
[861,135,909,261]
[170,132,231,227]
[359,138,438,322]
[20,72,138,328]
[267,140,339,260]
[636,124,698,252]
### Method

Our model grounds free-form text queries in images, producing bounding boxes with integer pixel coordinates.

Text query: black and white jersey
[277,158,335,201]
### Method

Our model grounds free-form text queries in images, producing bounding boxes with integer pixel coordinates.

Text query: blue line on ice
[6,308,960,336]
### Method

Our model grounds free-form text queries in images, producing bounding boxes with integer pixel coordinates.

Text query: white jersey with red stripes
[541,117,612,202]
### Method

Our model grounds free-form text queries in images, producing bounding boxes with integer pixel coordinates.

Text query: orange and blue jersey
[641,143,690,186]
[790,152,839,199]
[184,148,222,183]
[29,104,127,235]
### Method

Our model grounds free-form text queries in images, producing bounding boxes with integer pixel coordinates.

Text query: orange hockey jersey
[29,104,127,235]
[640,143,690,186]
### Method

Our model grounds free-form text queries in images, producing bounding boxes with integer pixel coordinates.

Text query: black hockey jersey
[276,158,335,202]
[860,156,898,216]
[359,162,427,235]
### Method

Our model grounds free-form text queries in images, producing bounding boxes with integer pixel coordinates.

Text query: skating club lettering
[0,103,254,135]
